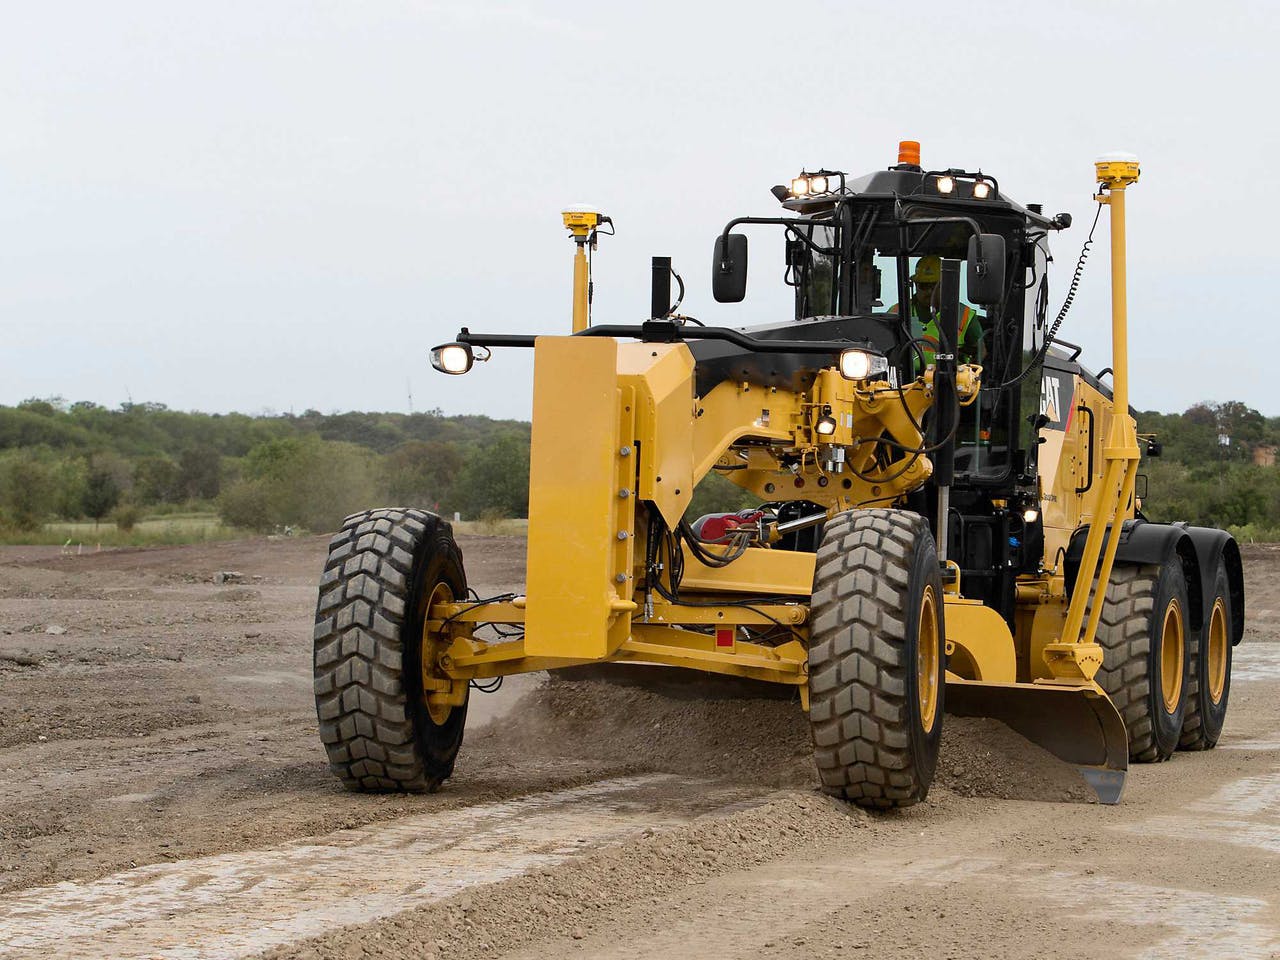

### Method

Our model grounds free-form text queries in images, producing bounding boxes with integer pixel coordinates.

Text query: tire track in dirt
[538,853,1279,960]
[0,776,766,960]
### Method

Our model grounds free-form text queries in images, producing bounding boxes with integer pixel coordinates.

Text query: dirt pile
[937,717,1092,803]
[471,675,1094,804]
[471,675,817,790]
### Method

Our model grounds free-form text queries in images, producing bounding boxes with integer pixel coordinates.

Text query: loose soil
[1,536,1277,958]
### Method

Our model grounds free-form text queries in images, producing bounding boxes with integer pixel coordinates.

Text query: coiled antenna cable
[985,198,1103,391]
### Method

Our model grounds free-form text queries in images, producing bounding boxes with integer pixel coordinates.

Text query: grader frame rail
[314,144,1244,807]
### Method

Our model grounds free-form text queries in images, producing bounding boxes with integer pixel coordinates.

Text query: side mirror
[712,233,748,303]
[966,233,1006,306]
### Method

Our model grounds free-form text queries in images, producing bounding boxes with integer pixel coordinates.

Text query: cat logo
[1041,376,1060,422]
[1039,371,1072,430]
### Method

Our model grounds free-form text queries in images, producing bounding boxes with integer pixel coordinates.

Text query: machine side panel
[617,342,696,529]
[1039,370,1114,568]
[525,337,635,659]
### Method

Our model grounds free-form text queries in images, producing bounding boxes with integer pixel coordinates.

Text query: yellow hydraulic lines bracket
[1050,153,1143,672]
[562,205,604,333]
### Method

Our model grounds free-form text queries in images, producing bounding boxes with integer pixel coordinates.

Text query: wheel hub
[917,585,940,732]
[422,581,458,724]
[1160,598,1185,714]
[1207,597,1228,705]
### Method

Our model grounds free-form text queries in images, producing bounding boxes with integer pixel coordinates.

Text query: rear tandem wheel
[1180,558,1234,750]
[807,509,946,809]
[1095,558,1189,762]
[313,508,470,791]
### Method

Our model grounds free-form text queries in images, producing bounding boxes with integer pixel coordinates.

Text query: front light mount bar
[454,323,880,359]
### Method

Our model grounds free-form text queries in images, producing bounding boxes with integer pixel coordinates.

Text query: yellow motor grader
[313,142,1244,806]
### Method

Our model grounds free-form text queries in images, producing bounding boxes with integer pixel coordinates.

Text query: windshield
[793,206,1023,480]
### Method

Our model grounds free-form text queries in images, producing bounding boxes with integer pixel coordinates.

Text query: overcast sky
[3,0,1277,420]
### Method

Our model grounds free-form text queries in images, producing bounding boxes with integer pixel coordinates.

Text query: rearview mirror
[966,233,1006,306]
[712,233,748,303]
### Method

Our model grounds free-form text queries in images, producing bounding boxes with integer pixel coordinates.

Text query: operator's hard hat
[911,255,942,284]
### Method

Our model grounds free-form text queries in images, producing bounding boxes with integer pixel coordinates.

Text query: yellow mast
[561,206,604,333]
[1046,153,1143,680]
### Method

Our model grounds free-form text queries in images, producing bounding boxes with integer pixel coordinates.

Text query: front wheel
[808,509,945,809]
[313,508,470,791]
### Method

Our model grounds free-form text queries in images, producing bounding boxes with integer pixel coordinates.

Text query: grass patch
[5,513,250,547]
[453,517,529,537]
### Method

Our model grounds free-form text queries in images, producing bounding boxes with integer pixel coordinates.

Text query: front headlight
[430,342,474,375]
[815,407,837,435]
[838,347,889,381]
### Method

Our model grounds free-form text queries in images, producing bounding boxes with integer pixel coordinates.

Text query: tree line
[0,397,1278,539]
[0,399,529,534]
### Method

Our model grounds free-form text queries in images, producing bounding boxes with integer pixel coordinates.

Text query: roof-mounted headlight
[838,347,889,381]
[788,170,845,198]
[430,342,474,375]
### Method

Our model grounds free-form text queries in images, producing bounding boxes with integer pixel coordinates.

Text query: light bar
[789,170,845,199]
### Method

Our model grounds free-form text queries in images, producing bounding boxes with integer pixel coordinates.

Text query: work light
[815,405,837,436]
[838,348,888,381]
[972,180,991,200]
[791,177,810,196]
[936,175,955,194]
[430,342,474,375]
[809,175,828,194]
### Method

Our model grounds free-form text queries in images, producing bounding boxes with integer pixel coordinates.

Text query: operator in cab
[890,255,986,368]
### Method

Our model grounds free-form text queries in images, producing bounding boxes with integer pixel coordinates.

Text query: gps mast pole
[1050,154,1143,671]
[562,205,605,333]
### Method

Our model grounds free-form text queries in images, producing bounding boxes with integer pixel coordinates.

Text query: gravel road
[0,535,1277,959]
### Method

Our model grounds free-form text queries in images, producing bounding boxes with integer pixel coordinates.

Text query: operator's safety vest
[889,302,984,364]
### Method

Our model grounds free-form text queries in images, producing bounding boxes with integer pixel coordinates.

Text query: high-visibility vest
[888,302,985,364]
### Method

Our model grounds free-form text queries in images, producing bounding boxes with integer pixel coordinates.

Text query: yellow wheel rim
[1207,597,1228,705]
[423,581,455,725]
[1160,597,1185,714]
[917,585,940,732]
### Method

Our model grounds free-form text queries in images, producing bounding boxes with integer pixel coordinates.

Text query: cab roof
[781,164,1057,231]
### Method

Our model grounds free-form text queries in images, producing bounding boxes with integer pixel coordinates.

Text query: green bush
[0,452,54,531]
[453,433,530,519]
[112,502,143,532]
[382,440,461,510]
[219,437,380,533]
[218,479,275,533]
[82,463,121,523]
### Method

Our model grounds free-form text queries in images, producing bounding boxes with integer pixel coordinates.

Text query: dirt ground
[0,535,1278,959]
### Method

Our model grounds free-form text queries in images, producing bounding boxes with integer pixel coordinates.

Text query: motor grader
[312,142,1244,807]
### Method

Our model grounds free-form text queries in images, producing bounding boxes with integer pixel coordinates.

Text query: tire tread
[313,507,452,791]
[808,509,938,809]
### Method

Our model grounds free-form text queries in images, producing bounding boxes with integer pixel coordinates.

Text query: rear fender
[1064,520,1202,629]
[1182,527,1245,645]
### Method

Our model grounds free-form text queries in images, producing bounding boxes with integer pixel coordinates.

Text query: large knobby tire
[1180,560,1233,750]
[313,508,470,791]
[1095,559,1188,762]
[808,509,946,809]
